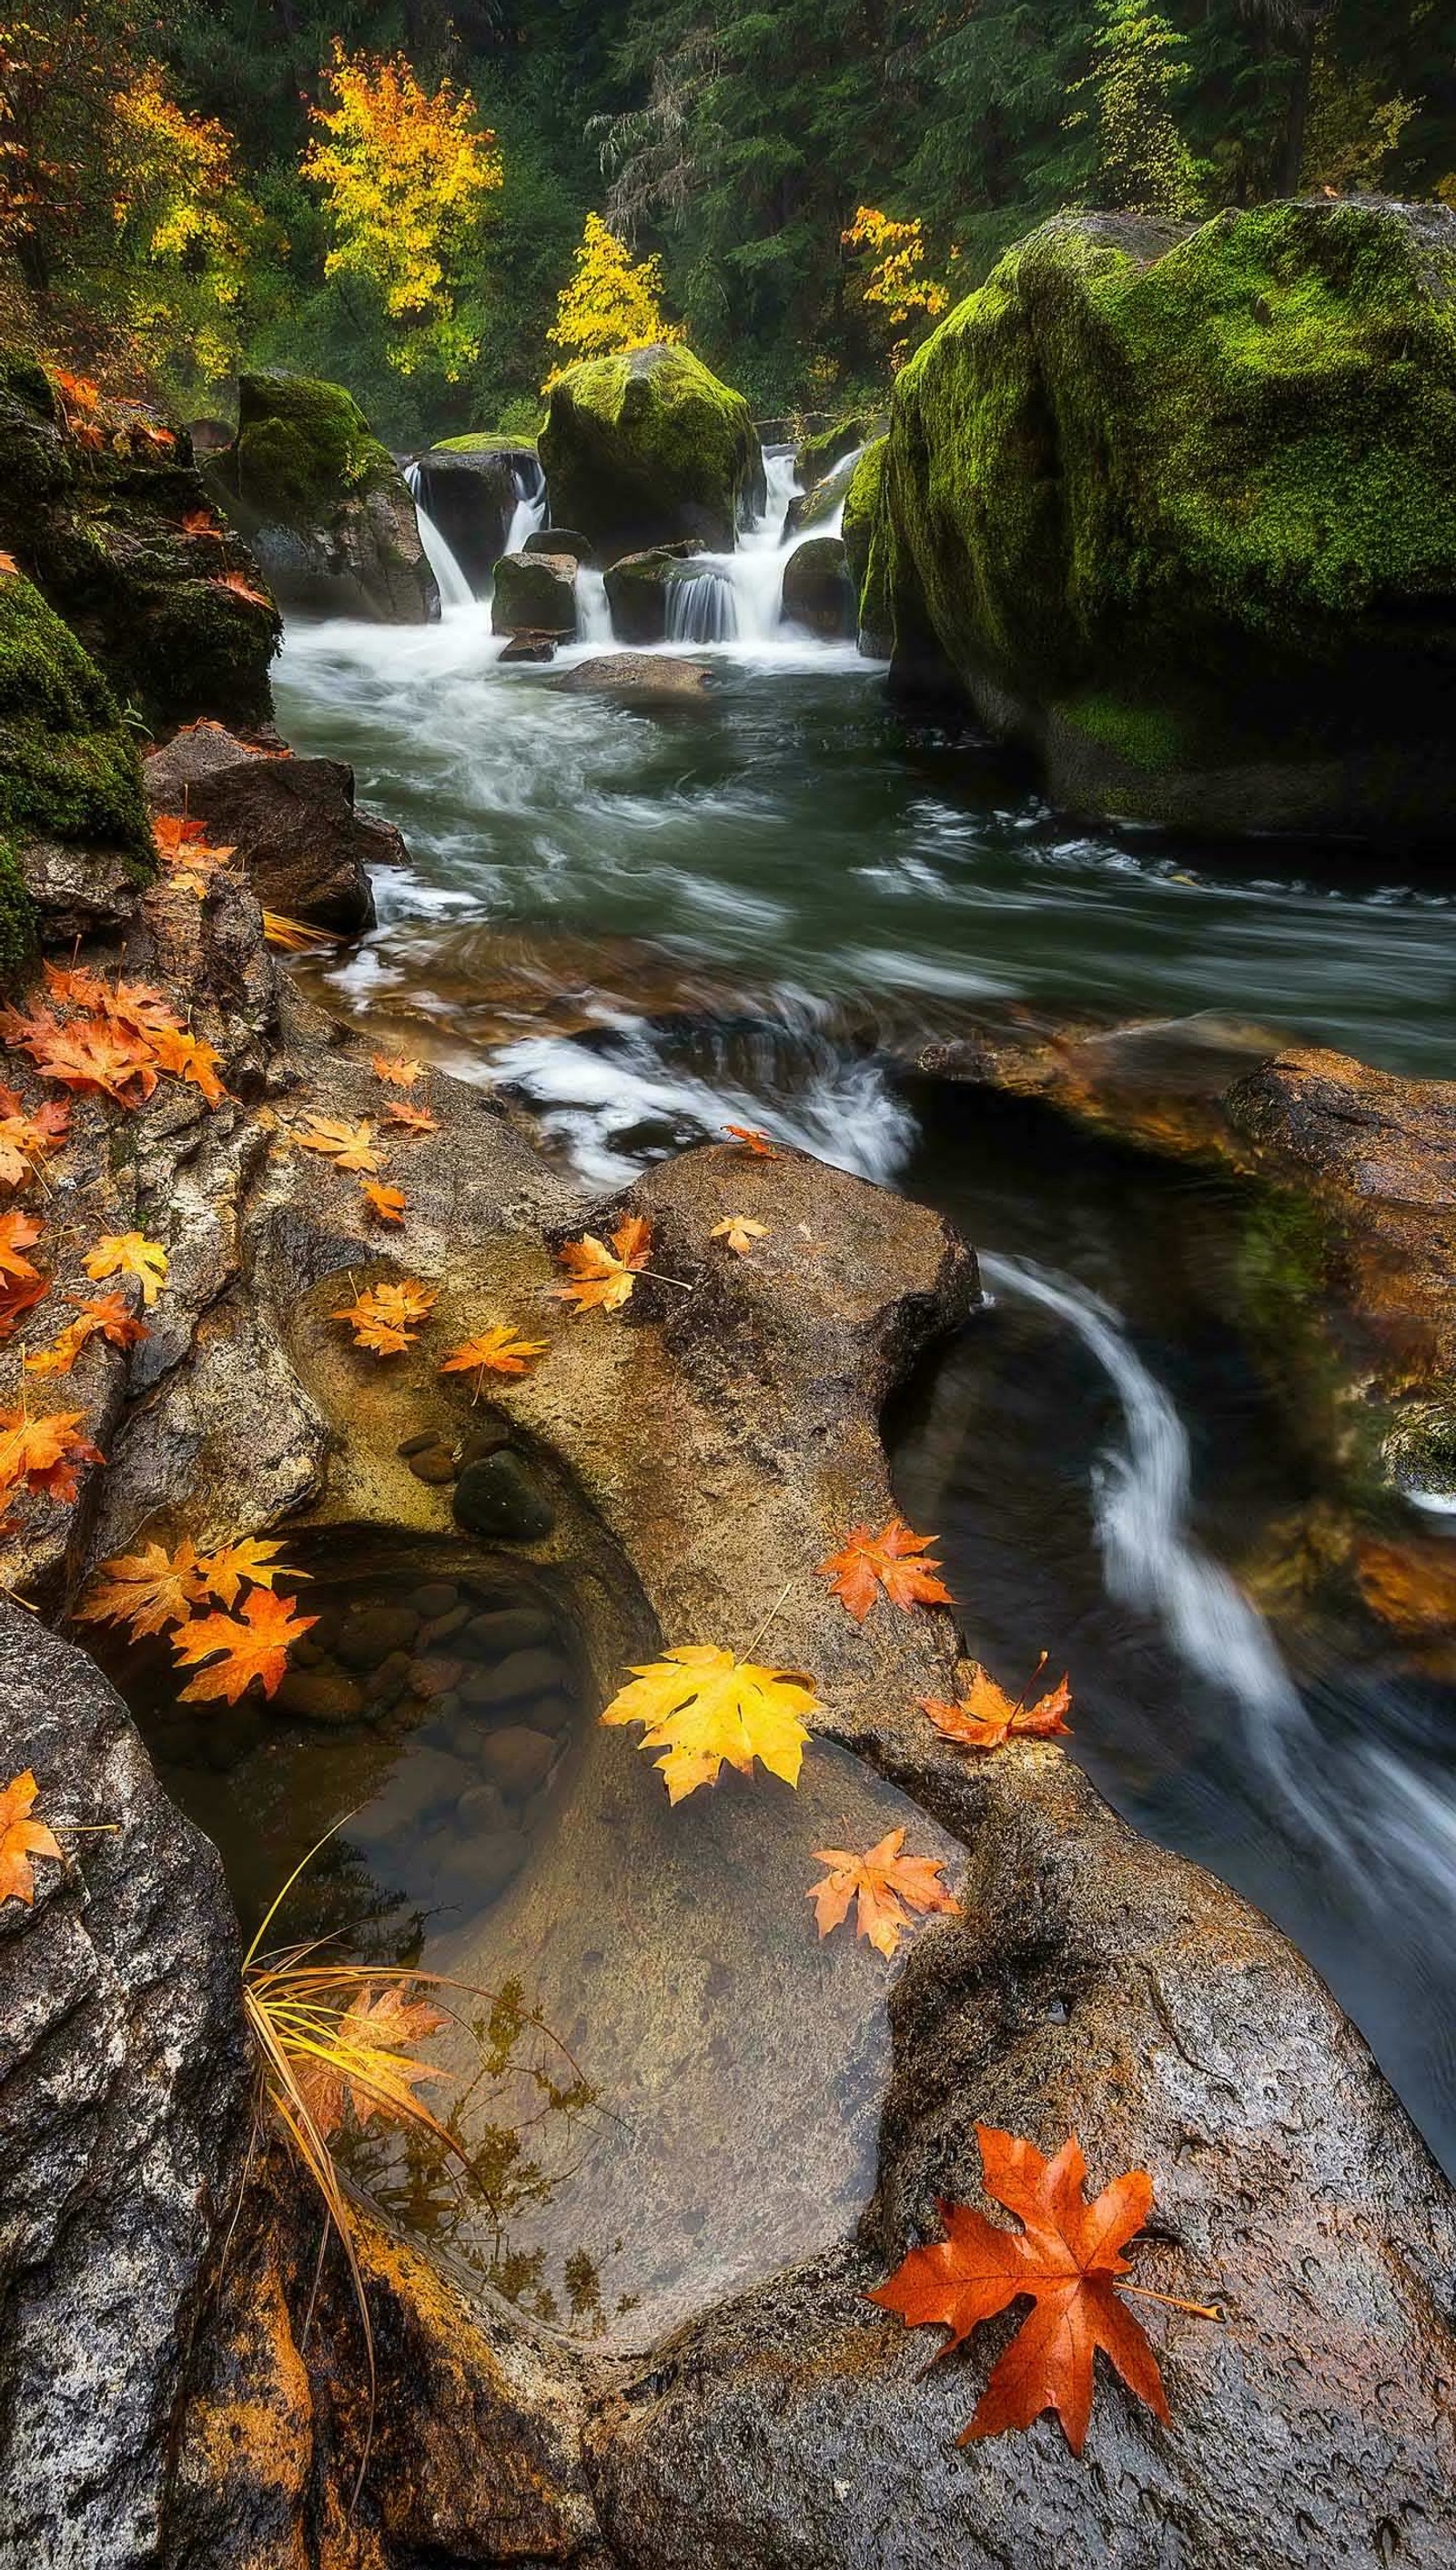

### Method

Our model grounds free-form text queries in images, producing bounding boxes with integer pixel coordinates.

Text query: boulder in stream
[209,370,438,624]
[879,197,1456,844]
[413,437,541,593]
[144,719,402,935]
[782,534,856,639]
[602,541,705,645]
[491,550,578,638]
[556,653,711,701]
[540,343,764,563]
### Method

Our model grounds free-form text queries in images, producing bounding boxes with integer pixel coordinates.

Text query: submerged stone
[452,1448,555,1541]
[464,1604,554,1655]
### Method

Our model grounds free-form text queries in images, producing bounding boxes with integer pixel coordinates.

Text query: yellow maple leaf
[0,1769,64,1907]
[293,1114,379,1173]
[552,1213,652,1316]
[602,1642,821,1803]
[84,1231,168,1306]
[76,1537,210,1637]
[711,1215,768,1258]
[439,1323,548,1392]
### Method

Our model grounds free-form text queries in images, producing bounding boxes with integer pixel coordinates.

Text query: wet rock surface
[411,441,537,592]
[492,550,579,637]
[144,719,403,933]
[540,343,763,562]
[782,533,855,638]
[211,370,437,624]
[555,652,710,701]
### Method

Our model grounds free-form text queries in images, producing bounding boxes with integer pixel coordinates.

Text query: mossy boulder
[602,542,706,645]
[794,410,885,488]
[781,536,855,640]
[212,372,437,623]
[413,441,542,595]
[0,568,154,964]
[490,552,577,639]
[840,437,887,646]
[539,346,764,564]
[0,354,278,733]
[879,197,1456,844]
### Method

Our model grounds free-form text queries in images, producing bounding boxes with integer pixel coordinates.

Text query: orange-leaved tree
[542,212,681,390]
[303,45,502,380]
[842,206,951,368]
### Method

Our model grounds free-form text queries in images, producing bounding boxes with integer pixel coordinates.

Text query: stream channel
[118,470,1456,2345]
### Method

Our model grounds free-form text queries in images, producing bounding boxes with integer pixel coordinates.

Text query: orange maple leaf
[440,1323,548,1391]
[148,1025,228,1107]
[384,1099,438,1134]
[197,1536,307,1607]
[151,813,209,856]
[552,1213,652,1316]
[212,568,273,610]
[76,1538,210,1637]
[181,507,221,537]
[360,1179,407,1225]
[0,551,18,576]
[295,1114,379,1173]
[723,1123,779,1158]
[0,1770,64,1907]
[0,1088,68,1187]
[2,1006,157,1104]
[0,1209,41,1280]
[0,1406,104,1505]
[866,2126,1171,2454]
[809,1826,960,1958]
[923,1657,1073,1753]
[295,1977,449,2140]
[0,1273,50,1340]
[818,1514,954,1623]
[170,1587,318,1703]
[371,1051,422,1087]
[25,1293,147,1375]
[332,1277,436,1354]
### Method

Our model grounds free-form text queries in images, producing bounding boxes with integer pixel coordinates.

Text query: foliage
[543,209,680,389]
[303,46,502,386]
[922,1659,1075,1751]
[110,65,265,393]
[1064,0,1202,217]
[843,206,949,369]
[553,1211,653,1314]
[867,2124,1176,2451]
[808,1827,959,1957]
[0,1766,61,1904]
[817,1513,953,1622]
[601,1641,821,1801]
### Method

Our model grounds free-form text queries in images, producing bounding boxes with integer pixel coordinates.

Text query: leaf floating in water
[602,1641,820,1802]
[808,1826,959,1957]
[170,1587,318,1703]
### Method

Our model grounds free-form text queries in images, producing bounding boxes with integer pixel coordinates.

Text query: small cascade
[573,565,612,643]
[504,455,548,556]
[811,441,866,541]
[666,566,739,645]
[404,463,475,609]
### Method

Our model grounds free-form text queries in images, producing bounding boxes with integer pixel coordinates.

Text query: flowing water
[257,517,1456,2206]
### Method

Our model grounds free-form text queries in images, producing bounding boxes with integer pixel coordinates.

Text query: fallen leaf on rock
[0,1770,63,1907]
[2,1008,158,1105]
[0,1088,68,1187]
[197,1536,307,1606]
[440,1324,548,1391]
[922,1656,1073,1752]
[25,1293,147,1374]
[712,1214,768,1257]
[384,1099,438,1134]
[148,1025,229,1106]
[809,1826,959,1957]
[0,1209,42,1280]
[171,1587,318,1703]
[76,1538,210,1637]
[818,1514,953,1623]
[181,507,221,537]
[295,1115,379,1173]
[85,1231,169,1306]
[723,1123,779,1158]
[866,2125,1171,2454]
[602,1642,820,1802]
[0,1273,50,1339]
[333,1277,437,1354]
[553,1214,652,1316]
[0,1406,104,1505]
[213,568,273,610]
[0,551,17,575]
[372,1052,423,1087]
[360,1179,407,1226]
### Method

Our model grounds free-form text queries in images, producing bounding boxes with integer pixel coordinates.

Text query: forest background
[2,0,1452,443]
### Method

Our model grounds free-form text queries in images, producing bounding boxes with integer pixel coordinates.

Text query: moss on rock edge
[881,197,1456,839]
[539,345,763,562]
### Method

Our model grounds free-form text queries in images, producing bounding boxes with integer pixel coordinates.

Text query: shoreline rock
[210,372,438,625]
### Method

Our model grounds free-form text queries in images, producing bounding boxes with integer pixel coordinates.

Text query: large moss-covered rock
[840,438,886,646]
[880,197,1456,844]
[540,345,764,563]
[0,569,155,965]
[0,353,279,732]
[212,371,437,622]
[795,410,885,489]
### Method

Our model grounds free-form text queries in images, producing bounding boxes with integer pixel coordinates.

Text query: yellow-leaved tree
[111,67,262,390]
[842,207,950,369]
[543,212,681,389]
[303,46,502,379]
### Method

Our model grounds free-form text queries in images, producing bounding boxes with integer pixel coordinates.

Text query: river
[268,500,1456,2188]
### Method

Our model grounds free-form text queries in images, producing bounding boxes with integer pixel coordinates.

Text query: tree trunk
[1281,27,1317,193]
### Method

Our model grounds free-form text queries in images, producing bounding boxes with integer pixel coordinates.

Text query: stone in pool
[452,1449,554,1541]
[408,1582,459,1616]
[335,1604,420,1669]
[464,1604,554,1656]
[273,1668,367,1725]
[458,1646,565,1709]
[478,1725,555,1797]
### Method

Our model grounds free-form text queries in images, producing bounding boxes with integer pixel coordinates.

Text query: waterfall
[504,454,548,556]
[651,446,804,649]
[574,565,612,643]
[666,567,739,644]
[403,463,475,610]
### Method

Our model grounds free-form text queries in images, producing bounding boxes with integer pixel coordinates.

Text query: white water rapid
[403,464,475,609]
[664,446,806,648]
[503,453,549,555]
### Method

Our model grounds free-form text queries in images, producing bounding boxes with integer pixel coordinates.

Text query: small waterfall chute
[666,566,738,645]
[404,462,475,609]
[504,454,548,556]
[573,565,612,643]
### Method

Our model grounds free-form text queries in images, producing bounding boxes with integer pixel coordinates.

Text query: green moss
[1057,692,1185,773]
[0,834,36,979]
[0,573,152,858]
[224,371,399,525]
[841,436,885,622]
[883,199,1456,763]
[797,411,884,487]
[434,430,541,454]
[539,345,763,559]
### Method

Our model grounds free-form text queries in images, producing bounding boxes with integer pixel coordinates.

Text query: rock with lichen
[210,370,437,624]
[878,197,1456,844]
